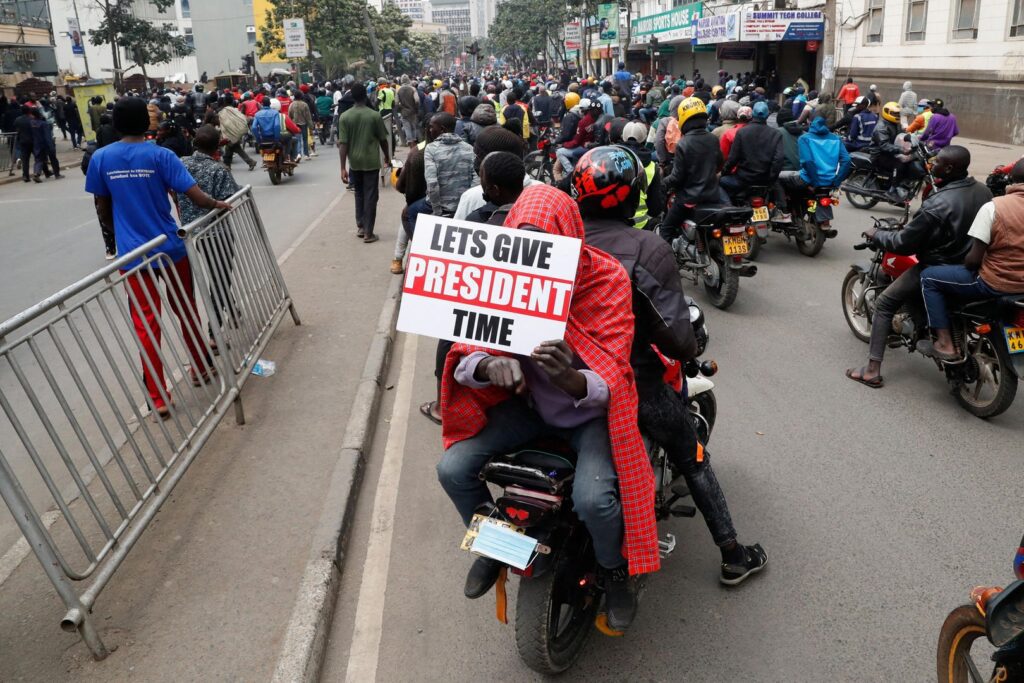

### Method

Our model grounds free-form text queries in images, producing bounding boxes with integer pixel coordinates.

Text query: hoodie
[798,117,852,187]
[423,132,478,214]
[898,82,917,116]
[921,110,959,149]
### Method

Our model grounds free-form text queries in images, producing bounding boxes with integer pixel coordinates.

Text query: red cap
[299,84,310,92]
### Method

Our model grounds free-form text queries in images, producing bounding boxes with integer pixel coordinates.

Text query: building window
[1012,0,1024,36]
[247,25,256,45]
[905,0,927,40]
[866,0,885,42]
[180,0,191,19]
[953,0,979,38]
[184,27,194,48]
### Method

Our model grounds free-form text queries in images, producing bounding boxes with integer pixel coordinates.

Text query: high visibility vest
[378,87,395,111]
[633,161,657,229]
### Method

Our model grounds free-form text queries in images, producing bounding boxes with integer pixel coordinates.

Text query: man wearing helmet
[720,101,784,206]
[554,98,601,179]
[871,101,916,202]
[661,97,723,240]
[573,146,769,588]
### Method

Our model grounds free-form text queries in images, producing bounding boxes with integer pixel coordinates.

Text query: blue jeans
[298,124,310,156]
[920,264,1003,329]
[556,146,587,174]
[437,397,626,569]
[402,197,432,238]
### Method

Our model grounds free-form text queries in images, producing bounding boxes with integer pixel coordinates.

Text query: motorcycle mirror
[986,579,1024,648]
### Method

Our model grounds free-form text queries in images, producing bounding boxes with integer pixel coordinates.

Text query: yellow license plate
[1005,326,1024,354]
[262,153,276,161]
[752,206,769,222]
[722,235,749,256]
[460,513,524,551]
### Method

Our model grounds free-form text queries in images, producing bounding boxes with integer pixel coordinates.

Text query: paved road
[323,198,1023,680]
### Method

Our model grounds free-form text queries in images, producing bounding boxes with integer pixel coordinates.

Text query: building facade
[190,0,289,79]
[430,0,474,39]
[834,0,1024,144]
[0,0,58,79]
[393,0,428,22]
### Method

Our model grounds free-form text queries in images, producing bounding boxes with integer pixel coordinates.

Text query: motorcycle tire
[954,330,1018,419]
[268,168,282,186]
[794,216,826,257]
[841,269,873,343]
[688,390,717,445]
[525,152,554,185]
[702,252,739,310]
[844,171,879,210]
[746,234,762,261]
[935,604,994,683]
[514,543,597,675]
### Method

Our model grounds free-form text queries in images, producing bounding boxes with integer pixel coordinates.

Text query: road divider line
[0,510,60,587]
[344,333,417,683]
[277,191,344,266]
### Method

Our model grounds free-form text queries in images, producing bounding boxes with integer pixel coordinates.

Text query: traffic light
[649,35,659,53]
[241,54,255,74]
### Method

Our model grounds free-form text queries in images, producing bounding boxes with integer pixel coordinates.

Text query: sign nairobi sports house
[630,2,702,45]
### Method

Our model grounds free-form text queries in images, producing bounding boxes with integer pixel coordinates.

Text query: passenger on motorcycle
[618,121,664,230]
[251,98,301,161]
[720,101,784,208]
[917,158,1024,361]
[554,98,601,177]
[844,96,877,152]
[846,146,993,388]
[661,97,723,241]
[438,184,660,633]
[718,105,751,159]
[870,101,919,203]
[573,147,768,586]
[775,116,851,220]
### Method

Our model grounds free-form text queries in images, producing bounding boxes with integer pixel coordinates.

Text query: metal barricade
[0,186,298,659]
[1,132,16,174]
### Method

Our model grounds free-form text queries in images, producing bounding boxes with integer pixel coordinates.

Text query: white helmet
[577,97,592,111]
[270,98,281,111]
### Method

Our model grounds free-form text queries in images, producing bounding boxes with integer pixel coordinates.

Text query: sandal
[845,366,884,389]
[419,400,442,425]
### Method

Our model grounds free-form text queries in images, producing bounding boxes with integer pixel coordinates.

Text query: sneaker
[303,155,310,160]
[464,556,502,599]
[390,258,404,274]
[771,209,792,223]
[248,160,257,171]
[105,251,117,260]
[720,543,768,586]
[310,151,319,157]
[599,565,638,631]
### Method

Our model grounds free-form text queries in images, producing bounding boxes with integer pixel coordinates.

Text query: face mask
[471,518,538,569]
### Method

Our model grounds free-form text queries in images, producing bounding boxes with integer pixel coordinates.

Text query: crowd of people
[1,93,83,182]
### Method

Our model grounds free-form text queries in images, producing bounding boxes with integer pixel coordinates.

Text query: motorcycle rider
[917,158,1024,360]
[720,101,784,207]
[554,98,600,178]
[619,121,664,230]
[661,97,723,242]
[870,101,918,203]
[844,96,877,152]
[574,146,769,586]
[846,145,992,388]
[251,98,301,162]
[438,184,661,632]
[775,116,852,221]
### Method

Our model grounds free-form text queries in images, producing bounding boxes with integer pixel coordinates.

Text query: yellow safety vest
[633,161,657,229]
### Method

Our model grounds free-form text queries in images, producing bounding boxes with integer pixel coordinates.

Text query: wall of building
[836,0,1024,143]
[191,0,261,78]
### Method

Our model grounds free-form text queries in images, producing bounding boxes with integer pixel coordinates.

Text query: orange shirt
[838,83,860,105]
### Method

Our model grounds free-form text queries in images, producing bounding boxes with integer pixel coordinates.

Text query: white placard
[283,18,307,59]
[397,215,582,355]
[695,12,740,45]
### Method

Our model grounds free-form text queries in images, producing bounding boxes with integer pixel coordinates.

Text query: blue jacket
[798,117,851,187]
[847,110,877,149]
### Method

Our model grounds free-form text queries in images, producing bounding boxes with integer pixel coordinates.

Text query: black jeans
[637,382,737,547]
[350,169,380,236]
[19,143,34,180]
[95,197,115,254]
[868,263,924,362]
[223,141,254,168]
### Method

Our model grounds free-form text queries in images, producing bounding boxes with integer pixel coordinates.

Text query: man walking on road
[338,82,391,243]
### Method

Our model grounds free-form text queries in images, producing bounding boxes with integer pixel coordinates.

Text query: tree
[89,0,193,92]
[489,0,570,71]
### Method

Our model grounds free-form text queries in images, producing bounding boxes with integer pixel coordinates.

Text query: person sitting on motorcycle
[906,99,934,134]
[554,98,600,179]
[775,115,852,222]
[661,98,723,241]
[251,98,300,162]
[574,146,769,586]
[618,121,664,230]
[917,158,1024,361]
[846,145,993,388]
[718,105,750,160]
[870,101,918,203]
[438,184,661,633]
[720,102,784,211]
[844,96,877,153]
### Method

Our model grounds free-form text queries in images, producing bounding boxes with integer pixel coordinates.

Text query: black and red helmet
[570,145,645,219]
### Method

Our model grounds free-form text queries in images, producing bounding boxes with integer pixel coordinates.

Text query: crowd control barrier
[0,185,298,658]
[1,132,16,174]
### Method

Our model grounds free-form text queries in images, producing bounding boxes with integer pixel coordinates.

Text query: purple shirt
[921,112,959,149]
[455,351,608,428]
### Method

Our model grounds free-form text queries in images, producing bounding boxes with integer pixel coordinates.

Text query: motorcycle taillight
[819,197,832,207]
[751,197,765,208]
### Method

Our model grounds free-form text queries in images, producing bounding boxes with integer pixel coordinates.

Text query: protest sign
[397,215,582,355]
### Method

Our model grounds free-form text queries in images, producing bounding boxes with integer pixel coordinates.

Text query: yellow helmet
[711,85,724,98]
[564,92,581,110]
[881,101,901,124]
[677,97,707,128]
[390,159,404,189]
[432,79,442,89]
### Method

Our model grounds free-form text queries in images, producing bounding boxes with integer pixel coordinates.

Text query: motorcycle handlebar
[853,242,872,251]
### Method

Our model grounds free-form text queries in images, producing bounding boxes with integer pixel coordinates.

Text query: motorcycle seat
[481,443,577,494]
[692,205,754,227]
[849,151,873,168]
[954,294,1024,315]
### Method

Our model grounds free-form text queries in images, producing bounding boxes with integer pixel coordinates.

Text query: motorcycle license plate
[751,206,769,222]
[722,235,749,256]
[1005,326,1024,354]
[262,153,276,161]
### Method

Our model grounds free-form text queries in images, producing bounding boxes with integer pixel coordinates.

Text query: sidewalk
[0,172,406,680]
[1,137,83,187]
[958,136,1024,179]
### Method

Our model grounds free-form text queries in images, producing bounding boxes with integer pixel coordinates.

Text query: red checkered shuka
[440,184,660,576]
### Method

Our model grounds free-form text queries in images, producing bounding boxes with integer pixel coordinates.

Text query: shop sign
[696,12,741,45]
[597,3,619,43]
[740,10,824,41]
[716,43,756,60]
[564,22,581,51]
[630,3,703,44]
[283,18,308,58]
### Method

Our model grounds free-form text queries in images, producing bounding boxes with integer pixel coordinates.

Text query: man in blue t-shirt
[85,97,231,419]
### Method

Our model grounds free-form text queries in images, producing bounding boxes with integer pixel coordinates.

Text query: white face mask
[470,518,538,569]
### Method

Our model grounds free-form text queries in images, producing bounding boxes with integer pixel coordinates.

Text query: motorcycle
[985,163,1013,197]
[258,141,296,185]
[458,300,718,675]
[841,217,1024,418]
[842,138,935,210]
[729,185,772,261]
[661,203,758,310]
[936,533,1024,682]
[525,128,557,185]
[782,185,842,257]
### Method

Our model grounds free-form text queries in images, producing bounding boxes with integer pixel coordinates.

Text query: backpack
[252,109,281,142]
[663,117,681,154]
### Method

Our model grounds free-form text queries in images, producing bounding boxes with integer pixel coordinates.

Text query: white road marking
[344,333,417,683]
[0,510,60,586]
[277,191,343,266]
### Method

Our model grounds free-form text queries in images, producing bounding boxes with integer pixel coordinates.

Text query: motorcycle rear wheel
[936,605,996,683]
[746,234,762,261]
[702,253,739,310]
[844,171,879,210]
[841,269,873,343]
[525,152,554,185]
[794,216,826,257]
[954,331,1018,418]
[268,168,282,185]
[514,543,597,675]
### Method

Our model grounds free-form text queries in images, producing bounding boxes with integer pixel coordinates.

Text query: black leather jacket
[870,119,903,158]
[871,177,993,266]
[724,120,784,186]
[583,218,697,389]
[664,124,722,205]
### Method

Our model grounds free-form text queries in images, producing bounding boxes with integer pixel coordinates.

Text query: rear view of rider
[776,115,852,223]
[844,96,877,152]
[661,97,723,241]
[251,98,300,161]
[574,147,768,586]
[720,101,784,205]
[870,101,916,203]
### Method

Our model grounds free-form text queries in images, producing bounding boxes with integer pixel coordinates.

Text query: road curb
[272,273,404,683]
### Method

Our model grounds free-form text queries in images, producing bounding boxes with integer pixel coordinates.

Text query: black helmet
[458,95,480,117]
[571,145,646,220]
